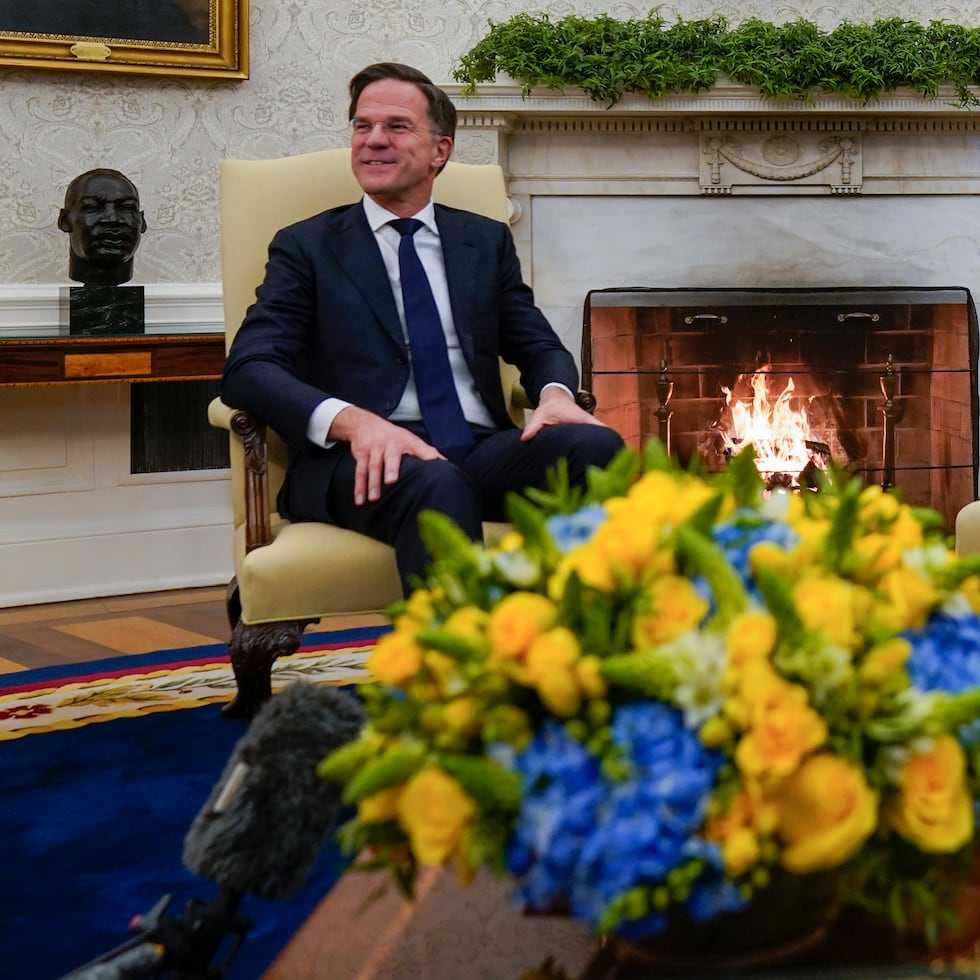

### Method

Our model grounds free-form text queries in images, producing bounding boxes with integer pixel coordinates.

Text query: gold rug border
[0,644,375,741]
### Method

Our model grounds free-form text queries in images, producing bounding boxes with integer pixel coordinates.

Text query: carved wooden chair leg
[222,618,313,720]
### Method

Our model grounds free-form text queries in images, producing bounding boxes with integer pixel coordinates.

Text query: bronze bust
[58,169,147,286]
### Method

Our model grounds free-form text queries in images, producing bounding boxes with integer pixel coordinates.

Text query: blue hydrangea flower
[712,512,799,596]
[903,609,980,695]
[504,702,726,933]
[504,721,604,909]
[546,504,608,554]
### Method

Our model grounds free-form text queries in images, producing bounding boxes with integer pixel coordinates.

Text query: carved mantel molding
[447,83,980,198]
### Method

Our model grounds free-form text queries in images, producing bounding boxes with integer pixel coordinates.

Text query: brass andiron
[879,354,902,492]
[655,359,674,454]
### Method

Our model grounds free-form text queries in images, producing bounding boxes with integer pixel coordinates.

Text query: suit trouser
[324,423,625,594]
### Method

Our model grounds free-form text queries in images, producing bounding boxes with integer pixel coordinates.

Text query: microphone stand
[60,886,253,980]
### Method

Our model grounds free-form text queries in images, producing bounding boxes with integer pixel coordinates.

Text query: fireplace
[448,81,980,527]
[582,286,978,529]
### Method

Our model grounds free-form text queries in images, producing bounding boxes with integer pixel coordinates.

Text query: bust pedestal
[63,285,145,336]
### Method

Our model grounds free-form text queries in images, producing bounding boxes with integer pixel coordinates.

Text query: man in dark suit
[221,63,623,592]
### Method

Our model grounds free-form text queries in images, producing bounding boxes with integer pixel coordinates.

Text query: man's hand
[520,386,608,442]
[329,406,442,505]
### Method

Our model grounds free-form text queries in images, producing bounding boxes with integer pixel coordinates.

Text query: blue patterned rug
[0,626,385,979]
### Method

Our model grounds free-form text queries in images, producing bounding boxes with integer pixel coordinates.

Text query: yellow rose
[788,517,831,562]
[551,543,616,594]
[632,574,709,648]
[525,626,582,716]
[444,605,489,643]
[575,655,608,699]
[858,637,910,685]
[487,592,556,661]
[397,767,476,865]
[735,664,827,780]
[443,696,479,735]
[888,735,974,853]
[768,753,879,873]
[368,630,423,686]
[358,784,403,823]
[622,471,721,529]
[591,513,660,582]
[872,566,937,631]
[858,484,901,524]
[852,532,903,582]
[792,574,859,650]
[706,781,779,876]
[400,588,436,631]
[721,827,761,876]
[726,611,778,668]
[748,541,791,578]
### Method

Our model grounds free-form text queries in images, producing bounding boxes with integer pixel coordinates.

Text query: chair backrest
[219,149,513,523]
[220,148,510,344]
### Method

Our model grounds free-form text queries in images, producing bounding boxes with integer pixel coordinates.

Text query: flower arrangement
[319,443,980,949]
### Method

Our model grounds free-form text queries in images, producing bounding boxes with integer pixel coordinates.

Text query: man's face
[61,174,146,267]
[350,78,452,215]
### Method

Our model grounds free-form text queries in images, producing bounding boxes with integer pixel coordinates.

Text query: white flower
[665,630,728,729]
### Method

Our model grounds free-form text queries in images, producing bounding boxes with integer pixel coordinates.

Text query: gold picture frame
[0,0,248,79]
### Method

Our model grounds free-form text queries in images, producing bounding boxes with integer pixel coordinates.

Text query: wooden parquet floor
[0,587,385,675]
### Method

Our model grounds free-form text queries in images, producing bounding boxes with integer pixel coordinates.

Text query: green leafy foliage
[454,14,980,107]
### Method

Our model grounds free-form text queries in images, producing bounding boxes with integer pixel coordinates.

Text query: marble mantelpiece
[448,83,980,197]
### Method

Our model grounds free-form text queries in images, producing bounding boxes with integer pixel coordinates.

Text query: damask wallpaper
[0,0,975,286]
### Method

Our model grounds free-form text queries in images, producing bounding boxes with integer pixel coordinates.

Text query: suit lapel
[436,206,479,365]
[323,204,404,349]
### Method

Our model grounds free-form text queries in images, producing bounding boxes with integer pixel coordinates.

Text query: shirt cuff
[540,381,575,401]
[307,397,352,448]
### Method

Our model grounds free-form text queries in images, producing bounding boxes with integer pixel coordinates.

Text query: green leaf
[821,470,863,569]
[317,734,381,784]
[752,563,806,648]
[438,753,523,814]
[418,510,479,564]
[723,445,765,509]
[673,524,748,624]
[452,15,980,108]
[342,742,427,804]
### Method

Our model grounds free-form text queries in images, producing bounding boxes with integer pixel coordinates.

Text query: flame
[718,369,824,485]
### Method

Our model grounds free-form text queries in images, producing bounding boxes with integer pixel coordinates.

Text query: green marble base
[63,285,145,337]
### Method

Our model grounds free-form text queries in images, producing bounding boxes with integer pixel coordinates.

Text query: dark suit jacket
[221,201,579,521]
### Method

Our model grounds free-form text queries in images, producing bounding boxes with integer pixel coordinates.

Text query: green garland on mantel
[453,13,980,108]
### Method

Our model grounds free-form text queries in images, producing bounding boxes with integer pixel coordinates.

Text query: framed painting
[0,0,247,79]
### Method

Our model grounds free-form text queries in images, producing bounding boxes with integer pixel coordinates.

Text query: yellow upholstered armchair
[210,148,572,718]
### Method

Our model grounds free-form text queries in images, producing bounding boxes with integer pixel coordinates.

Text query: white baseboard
[0,522,233,608]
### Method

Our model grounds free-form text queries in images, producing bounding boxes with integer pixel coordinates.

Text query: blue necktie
[390,218,474,461]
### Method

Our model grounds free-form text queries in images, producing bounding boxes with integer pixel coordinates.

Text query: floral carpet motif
[0,625,385,740]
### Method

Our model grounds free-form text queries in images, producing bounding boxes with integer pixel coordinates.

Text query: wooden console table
[0,333,225,386]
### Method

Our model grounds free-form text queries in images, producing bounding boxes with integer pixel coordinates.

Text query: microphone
[59,682,365,979]
[183,680,365,899]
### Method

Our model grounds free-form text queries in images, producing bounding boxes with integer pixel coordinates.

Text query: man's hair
[63,168,139,209]
[348,63,457,140]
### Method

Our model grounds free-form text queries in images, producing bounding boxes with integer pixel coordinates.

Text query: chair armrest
[208,397,273,552]
[207,396,237,430]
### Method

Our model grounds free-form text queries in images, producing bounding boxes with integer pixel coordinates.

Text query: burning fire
[716,367,830,488]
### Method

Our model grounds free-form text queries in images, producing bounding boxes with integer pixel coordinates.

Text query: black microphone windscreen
[182,682,365,900]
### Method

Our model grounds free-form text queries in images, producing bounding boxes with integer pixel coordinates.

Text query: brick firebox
[582,287,978,531]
